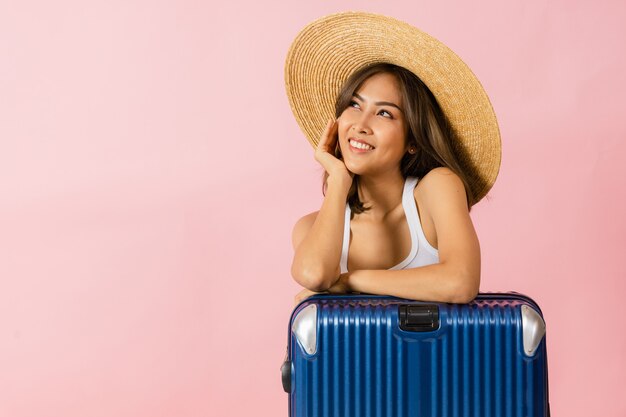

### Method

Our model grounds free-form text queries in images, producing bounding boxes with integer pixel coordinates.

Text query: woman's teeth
[350,140,374,150]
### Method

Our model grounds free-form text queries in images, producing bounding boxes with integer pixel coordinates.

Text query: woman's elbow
[447,271,480,304]
[449,287,478,304]
[291,263,332,292]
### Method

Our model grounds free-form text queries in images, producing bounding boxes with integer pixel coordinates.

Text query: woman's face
[337,72,409,177]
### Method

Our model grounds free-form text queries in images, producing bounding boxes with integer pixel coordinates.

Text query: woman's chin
[343,161,366,176]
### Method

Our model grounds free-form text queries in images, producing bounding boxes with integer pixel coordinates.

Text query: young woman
[285,13,501,305]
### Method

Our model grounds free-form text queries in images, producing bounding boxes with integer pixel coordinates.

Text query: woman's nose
[351,112,373,135]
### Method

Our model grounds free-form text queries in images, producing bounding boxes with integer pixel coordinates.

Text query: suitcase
[281,292,549,417]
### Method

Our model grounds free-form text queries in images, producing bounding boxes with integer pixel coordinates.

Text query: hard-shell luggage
[281,292,549,417]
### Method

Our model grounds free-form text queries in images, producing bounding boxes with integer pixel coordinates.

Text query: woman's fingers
[317,119,336,153]
[315,119,340,166]
[312,119,353,190]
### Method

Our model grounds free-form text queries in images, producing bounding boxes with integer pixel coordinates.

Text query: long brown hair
[322,62,475,214]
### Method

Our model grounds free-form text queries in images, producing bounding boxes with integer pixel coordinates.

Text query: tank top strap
[402,177,421,237]
[339,204,351,274]
[389,176,420,270]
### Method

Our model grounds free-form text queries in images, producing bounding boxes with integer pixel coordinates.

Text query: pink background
[1,1,624,416]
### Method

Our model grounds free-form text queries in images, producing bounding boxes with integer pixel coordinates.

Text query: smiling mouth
[349,139,375,151]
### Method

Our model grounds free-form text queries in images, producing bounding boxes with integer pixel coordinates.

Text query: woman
[286,12,501,305]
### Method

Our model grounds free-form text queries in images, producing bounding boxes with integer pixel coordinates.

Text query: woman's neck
[356,171,406,220]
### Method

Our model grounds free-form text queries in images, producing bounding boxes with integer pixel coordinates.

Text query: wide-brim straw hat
[285,11,501,204]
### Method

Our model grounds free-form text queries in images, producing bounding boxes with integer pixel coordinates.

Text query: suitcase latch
[399,304,439,332]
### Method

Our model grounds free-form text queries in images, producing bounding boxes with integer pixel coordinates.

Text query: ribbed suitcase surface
[282,293,549,417]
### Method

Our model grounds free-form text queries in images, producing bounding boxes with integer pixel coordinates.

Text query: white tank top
[340,176,439,273]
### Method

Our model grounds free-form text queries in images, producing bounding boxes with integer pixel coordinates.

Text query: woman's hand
[326,273,352,294]
[315,119,354,192]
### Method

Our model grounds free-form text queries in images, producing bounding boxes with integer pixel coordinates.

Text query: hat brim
[285,11,502,204]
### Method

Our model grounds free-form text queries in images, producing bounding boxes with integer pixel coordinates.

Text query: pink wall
[1,1,624,416]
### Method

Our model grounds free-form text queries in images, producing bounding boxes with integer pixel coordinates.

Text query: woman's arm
[329,167,481,303]
[291,119,354,291]
[291,179,351,291]
[339,263,478,303]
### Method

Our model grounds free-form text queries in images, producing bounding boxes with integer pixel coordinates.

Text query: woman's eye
[346,101,392,118]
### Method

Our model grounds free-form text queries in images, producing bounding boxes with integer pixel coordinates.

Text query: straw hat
[284,11,501,204]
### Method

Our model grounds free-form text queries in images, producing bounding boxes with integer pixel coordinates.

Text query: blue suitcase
[281,292,549,417]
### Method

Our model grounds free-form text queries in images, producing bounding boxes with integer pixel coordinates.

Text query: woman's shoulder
[413,167,467,205]
[291,210,319,251]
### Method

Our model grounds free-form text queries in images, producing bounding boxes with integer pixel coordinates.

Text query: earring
[408,147,416,154]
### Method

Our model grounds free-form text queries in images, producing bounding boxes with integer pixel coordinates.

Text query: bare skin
[291,73,480,305]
